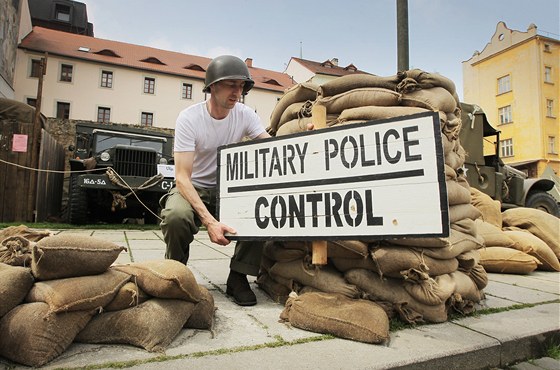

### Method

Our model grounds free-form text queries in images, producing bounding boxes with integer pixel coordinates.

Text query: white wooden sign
[217,112,449,240]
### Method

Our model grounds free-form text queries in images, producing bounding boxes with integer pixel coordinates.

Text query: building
[27,0,93,36]
[284,57,369,84]
[0,0,32,98]
[463,21,559,178]
[13,27,295,129]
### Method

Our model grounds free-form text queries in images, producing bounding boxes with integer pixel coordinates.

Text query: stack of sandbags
[469,189,560,274]
[0,231,213,367]
[260,70,488,335]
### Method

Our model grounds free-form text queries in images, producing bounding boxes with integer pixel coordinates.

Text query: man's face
[211,80,246,110]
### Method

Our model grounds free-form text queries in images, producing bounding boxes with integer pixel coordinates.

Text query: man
[160,55,269,306]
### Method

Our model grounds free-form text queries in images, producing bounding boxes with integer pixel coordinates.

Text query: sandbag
[276,117,313,136]
[256,272,292,304]
[32,233,126,280]
[327,240,370,258]
[330,255,379,273]
[0,263,34,318]
[479,247,541,274]
[502,208,560,259]
[391,228,484,258]
[0,302,93,367]
[269,259,360,298]
[185,285,215,329]
[336,105,428,124]
[0,235,33,266]
[345,269,448,323]
[317,88,401,114]
[467,263,489,290]
[447,178,472,206]
[370,246,459,278]
[280,292,389,344]
[397,69,458,99]
[475,219,516,248]
[319,74,400,97]
[403,273,456,306]
[112,259,202,303]
[25,269,131,314]
[277,101,310,128]
[76,298,195,352]
[470,187,502,227]
[456,249,481,270]
[444,139,466,170]
[449,271,484,302]
[451,218,479,237]
[0,224,52,242]
[400,87,457,113]
[269,83,319,133]
[504,229,560,272]
[104,281,150,311]
[449,203,482,223]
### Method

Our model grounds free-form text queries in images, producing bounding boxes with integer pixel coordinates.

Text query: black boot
[226,270,257,306]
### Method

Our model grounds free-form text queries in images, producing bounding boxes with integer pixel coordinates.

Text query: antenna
[300,41,303,58]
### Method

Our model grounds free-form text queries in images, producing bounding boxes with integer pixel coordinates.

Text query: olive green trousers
[159,187,263,276]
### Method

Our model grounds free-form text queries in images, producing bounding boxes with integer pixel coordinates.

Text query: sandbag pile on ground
[259,70,491,339]
[0,231,213,367]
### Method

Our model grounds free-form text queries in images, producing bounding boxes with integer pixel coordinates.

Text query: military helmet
[203,55,255,95]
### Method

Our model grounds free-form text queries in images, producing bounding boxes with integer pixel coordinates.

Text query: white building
[14,26,295,129]
[284,57,369,85]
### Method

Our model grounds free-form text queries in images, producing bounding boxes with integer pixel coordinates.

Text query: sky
[79,0,559,100]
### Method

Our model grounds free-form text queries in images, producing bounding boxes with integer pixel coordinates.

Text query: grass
[0,222,161,231]
[546,340,560,359]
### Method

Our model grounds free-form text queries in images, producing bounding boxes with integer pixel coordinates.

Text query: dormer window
[321,60,334,68]
[344,64,357,72]
[262,78,281,86]
[141,57,166,65]
[55,4,70,22]
[95,49,122,58]
[183,64,205,72]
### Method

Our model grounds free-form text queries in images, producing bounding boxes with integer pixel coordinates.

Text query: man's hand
[206,220,237,246]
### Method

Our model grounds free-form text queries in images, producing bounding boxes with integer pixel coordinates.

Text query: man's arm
[174,151,235,246]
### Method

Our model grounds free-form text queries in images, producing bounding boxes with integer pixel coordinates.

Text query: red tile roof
[19,27,296,92]
[290,57,371,77]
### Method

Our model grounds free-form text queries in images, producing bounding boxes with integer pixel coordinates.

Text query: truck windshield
[95,133,164,153]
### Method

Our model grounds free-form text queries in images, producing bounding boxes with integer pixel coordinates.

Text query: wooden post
[311,104,328,265]
[28,52,48,222]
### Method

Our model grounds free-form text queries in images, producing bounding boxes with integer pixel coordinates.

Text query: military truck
[67,122,175,224]
[459,103,559,216]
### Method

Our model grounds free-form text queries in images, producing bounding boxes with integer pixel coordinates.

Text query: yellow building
[463,21,559,178]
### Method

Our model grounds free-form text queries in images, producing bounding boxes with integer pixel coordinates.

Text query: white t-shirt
[174,101,265,188]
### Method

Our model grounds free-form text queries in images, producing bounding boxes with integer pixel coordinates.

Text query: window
[26,98,37,107]
[546,99,554,117]
[30,59,41,78]
[101,70,113,88]
[498,105,513,124]
[182,83,192,99]
[497,75,511,94]
[141,112,154,126]
[60,64,73,82]
[56,102,70,119]
[548,136,557,154]
[144,77,155,94]
[55,4,71,22]
[97,107,111,123]
[500,138,514,158]
[544,66,552,83]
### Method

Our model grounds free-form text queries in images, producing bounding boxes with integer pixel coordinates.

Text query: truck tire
[68,174,89,224]
[525,191,560,217]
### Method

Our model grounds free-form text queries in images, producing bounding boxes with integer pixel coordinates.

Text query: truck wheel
[525,191,560,217]
[68,175,89,224]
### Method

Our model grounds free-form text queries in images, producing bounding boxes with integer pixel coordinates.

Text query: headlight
[100,151,111,161]
[159,157,168,164]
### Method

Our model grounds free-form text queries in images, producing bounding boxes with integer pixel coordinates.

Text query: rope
[105,167,164,221]
[0,157,98,174]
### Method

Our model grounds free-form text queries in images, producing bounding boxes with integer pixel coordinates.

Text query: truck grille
[114,147,157,177]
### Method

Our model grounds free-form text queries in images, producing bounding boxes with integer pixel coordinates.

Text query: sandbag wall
[0,226,214,368]
[259,70,560,339]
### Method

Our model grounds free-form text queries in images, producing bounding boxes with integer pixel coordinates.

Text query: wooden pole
[28,52,48,222]
[311,104,328,265]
